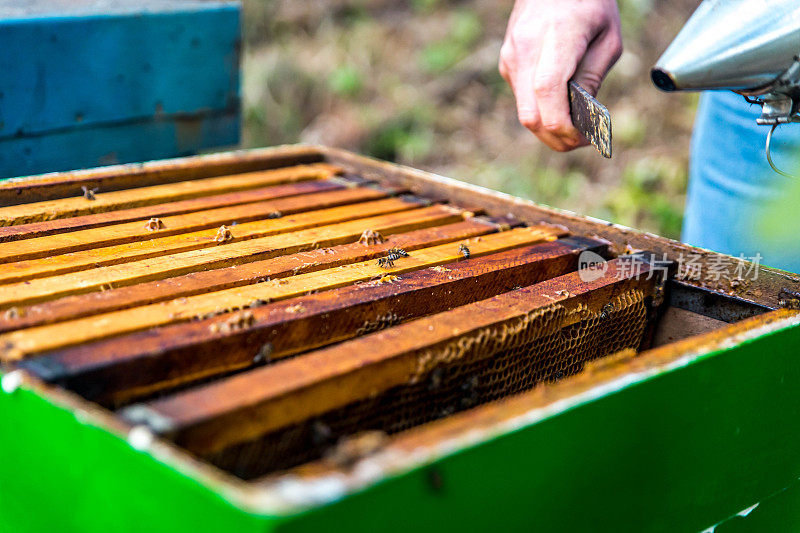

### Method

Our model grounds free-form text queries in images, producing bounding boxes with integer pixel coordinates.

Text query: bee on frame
[377,247,409,269]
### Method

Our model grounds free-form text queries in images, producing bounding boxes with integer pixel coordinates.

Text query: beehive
[1,145,799,532]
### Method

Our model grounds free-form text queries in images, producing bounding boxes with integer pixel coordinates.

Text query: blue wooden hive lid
[0,0,239,20]
[0,0,241,178]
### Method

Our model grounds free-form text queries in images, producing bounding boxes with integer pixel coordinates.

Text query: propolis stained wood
[0,219,500,333]
[0,197,423,284]
[22,237,605,405]
[0,186,398,263]
[0,147,325,207]
[0,226,563,358]
[0,163,341,226]
[0,205,468,308]
[0,179,342,243]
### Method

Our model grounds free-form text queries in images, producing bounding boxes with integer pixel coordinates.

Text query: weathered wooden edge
[0,219,499,333]
[0,205,466,309]
[20,237,605,406]
[0,145,325,206]
[121,256,659,455]
[0,180,342,243]
[0,186,395,263]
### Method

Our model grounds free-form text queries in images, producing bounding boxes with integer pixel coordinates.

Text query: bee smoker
[651,0,800,176]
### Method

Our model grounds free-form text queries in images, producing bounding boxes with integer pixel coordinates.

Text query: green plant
[602,157,686,238]
[410,0,441,14]
[362,110,435,163]
[242,56,327,147]
[328,65,364,98]
[419,9,483,73]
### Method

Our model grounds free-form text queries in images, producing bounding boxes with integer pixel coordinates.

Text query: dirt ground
[241,0,701,239]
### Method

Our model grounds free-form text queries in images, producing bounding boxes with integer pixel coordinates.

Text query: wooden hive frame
[1,145,799,533]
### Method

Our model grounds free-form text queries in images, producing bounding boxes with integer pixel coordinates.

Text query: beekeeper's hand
[499,0,622,151]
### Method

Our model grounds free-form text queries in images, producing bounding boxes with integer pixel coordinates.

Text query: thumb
[573,30,623,96]
[572,69,604,98]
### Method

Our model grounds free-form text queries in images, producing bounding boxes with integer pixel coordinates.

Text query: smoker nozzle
[650,69,677,92]
[651,0,800,94]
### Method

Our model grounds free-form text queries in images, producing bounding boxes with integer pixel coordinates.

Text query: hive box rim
[2,144,792,310]
[2,308,798,519]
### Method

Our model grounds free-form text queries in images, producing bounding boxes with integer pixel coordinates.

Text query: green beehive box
[1,146,799,532]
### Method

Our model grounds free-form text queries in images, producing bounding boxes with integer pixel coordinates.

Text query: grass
[419,9,483,73]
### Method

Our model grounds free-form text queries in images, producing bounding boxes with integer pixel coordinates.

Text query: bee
[285,303,306,314]
[144,217,164,231]
[326,430,388,468]
[599,302,615,320]
[311,420,333,446]
[358,229,385,246]
[427,367,443,391]
[213,225,233,243]
[253,342,273,365]
[3,307,22,320]
[386,247,409,259]
[377,256,395,269]
[459,243,470,259]
[209,310,256,334]
[81,186,99,200]
[459,375,480,408]
[247,298,269,308]
[427,468,444,492]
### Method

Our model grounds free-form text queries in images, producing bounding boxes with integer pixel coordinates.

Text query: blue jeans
[683,91,800,272]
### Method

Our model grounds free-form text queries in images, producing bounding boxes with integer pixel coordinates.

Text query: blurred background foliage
[241,0,700,239]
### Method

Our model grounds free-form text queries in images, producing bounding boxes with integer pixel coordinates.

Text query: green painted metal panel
[0,382,274,533]
[715,479,800,532]
[2,318,799,532]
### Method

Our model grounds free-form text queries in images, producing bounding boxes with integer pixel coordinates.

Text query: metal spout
[652,0,800,94]
[650,68,677,92]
